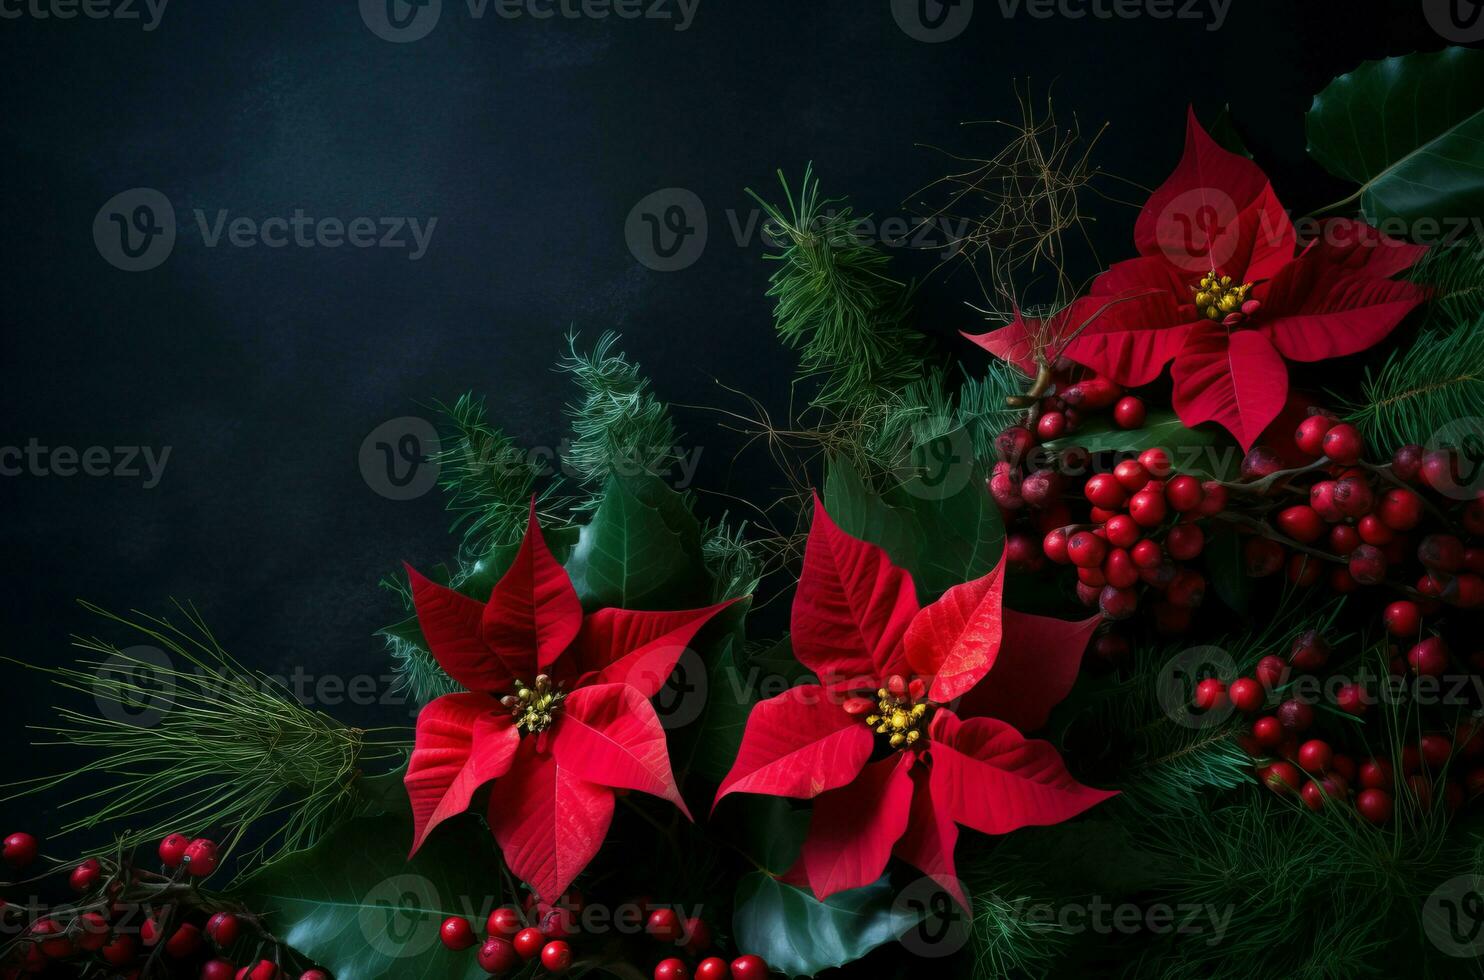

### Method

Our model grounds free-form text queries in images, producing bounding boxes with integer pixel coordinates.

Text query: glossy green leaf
[1205,523,1251,614]
[566,472,707,610]
[234,811,504,980]
[1307,47,1484,226]
[822,454,919,569]
[732,873,920,978]
[1207,104,1252,159]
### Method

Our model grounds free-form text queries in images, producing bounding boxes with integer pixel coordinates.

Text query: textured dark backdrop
[0,0,1454,823]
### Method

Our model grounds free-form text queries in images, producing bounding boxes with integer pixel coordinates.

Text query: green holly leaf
[732,873,921,978]
[566,472,707,610]
[1307,47,1484,227]
[234,810,503,980]
[822,454,920,569]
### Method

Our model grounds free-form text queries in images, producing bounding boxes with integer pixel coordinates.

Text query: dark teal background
[0,0,1455,815]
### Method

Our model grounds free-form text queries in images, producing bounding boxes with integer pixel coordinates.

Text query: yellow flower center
[1192,270,1256,324]
[501,674,565,735]
[855,677,930,751]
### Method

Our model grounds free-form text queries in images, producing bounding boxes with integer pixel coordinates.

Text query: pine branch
[1340,312,1484,448]
[747,165,929,417]
[558,331,679,502]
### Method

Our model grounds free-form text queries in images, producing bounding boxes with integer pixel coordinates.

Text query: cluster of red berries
[1190,614,1484,826]
[1022,371,1147,444]
[1240,420,1483,604]
[439,894,575,976]
[1,831,326,980]
[1031,447,1226,634]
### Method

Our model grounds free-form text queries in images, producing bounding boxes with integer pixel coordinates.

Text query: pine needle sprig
[2,602,408,876]
[1340,312,1484,449]
[429,393,555,561]
[1410,235,1484,329]
[701,518,762,603]
[557,331,680,500]
[867,362,1023,470]
[748,166,929,417]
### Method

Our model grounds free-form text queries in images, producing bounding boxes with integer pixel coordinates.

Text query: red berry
[1162,475,1202,512]
[1196,480,1228,516]
[1244,538,1284,577]
[1297,739,1333,774]
[300,971,332,980]
[1005,532,1045,572]
[695,957,730,980]
[514,927,546,960]
[208,913,241,947]
[1066,531,1107,569]
[159,833,190,868]
[167,923,205,959]
[730,956,769,980]
[1348,544,1387,585]
[1252,716,1283,748]
[541,941,572,974]
[1110,459,1147,492]
[1356,788,1393,824]
[1242,446,1285,480]
[1294,415,1334,457]
[1165,524,1204,561]
[1103,514,1140,548]
[1421,449,1462,494]
[995,426,1034,464]
[1408,636,1450,677]
[1063,376,1122,408]
[1020,468,1061,507]
[478,937,520,975]
[238,961,279,980]
[1166,569,1205,608]
[1036,411,1067,441]
[1228,678,1263,712]
[646,908,683,943]
[1262,761,1303,794]
[1152,600,1192,634]
[1137,448,1172,478]
[1392,444,1424,481]
[1255,655,1286,689]
[1378,488,1423,530]
[102,934,137,966]
[1193,678,1226,711]
[988,470,1023,510]
[1383,600,1420,637]
[69,857,102,893]
[1320,423,1363,464]
[487,906,521,940]
[1328,524,1360,555]
[1128,489,1167,527]
[655,959,690,980]
[31,918,72,960]
[1275,505,1324,543]
[202,960,236,980]
[1042,528,1070,564]
[1103,549,1140,589]
[1287,553,1321,587]
[1277,699,1314,733]
[682,917,712,955]
[1113,396,1146,429]
[442,916,477,951]
[1419,534,1465,572]
[1309,480,1341,522]
[1098,585,1138,621]
[1332,476,1374,518]
[1289,631,1329,672]
[2,832,38,868]
[1092,633,1130,663]
[184,838,220,877]
[1084,473,1127,509]
[1359,758,1393,790]
[1420,733,1453,769]
[1128,539,1161,568]
[142,917,164,947]
[1334,684,1367,716]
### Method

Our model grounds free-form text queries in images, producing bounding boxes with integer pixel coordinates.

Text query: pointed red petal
[482,505,583,676]
[1134,107,1295,281]
[904,552,1007,704]
[792,495,919,686]
[405,693,519,854]
[405,564,516,694]
[1301,218,1428,278]
[1171,323,1289,451]
[928,712,1116,835]
[893,764,966,908]
[553,683,691,818]
[570,601,736,698]
[713,685,874,807]
[487,741,615,902]
[1260,254,1429,363]
[961,310,1041,377]
[800,754,916,900]
[1059,273,1194,387]
[953,610,1099,732]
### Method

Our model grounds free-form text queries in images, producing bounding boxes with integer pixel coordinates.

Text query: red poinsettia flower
[1055,109,1428,449]
[403,506,733,900]
[713,497,1114,904]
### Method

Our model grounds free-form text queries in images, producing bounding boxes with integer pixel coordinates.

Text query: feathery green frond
[430,393,548,561]
[701,518,762,603]
[748,165,929,416]
[1341,313,1484,448]
[558,331,679,496]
